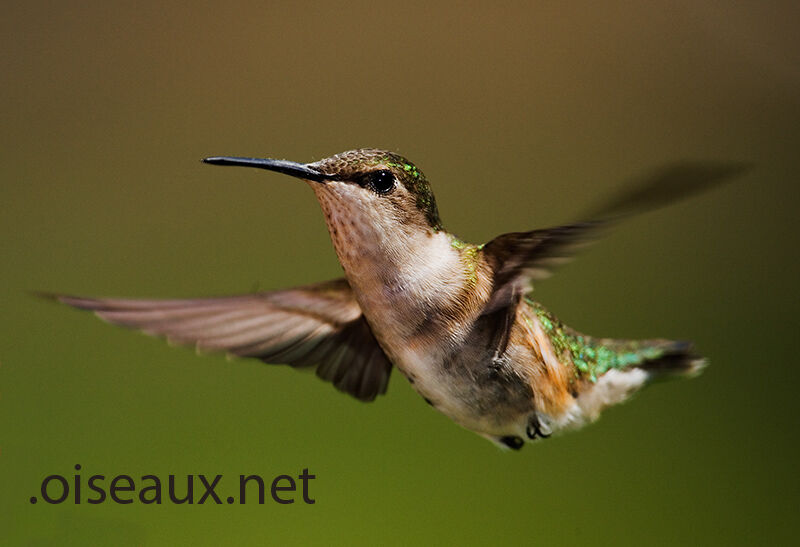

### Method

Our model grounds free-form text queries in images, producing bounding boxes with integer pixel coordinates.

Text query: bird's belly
[392,347,537,438]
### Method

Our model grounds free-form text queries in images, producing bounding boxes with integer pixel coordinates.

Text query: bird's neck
[339,228,471,328]
[316,196,490,354]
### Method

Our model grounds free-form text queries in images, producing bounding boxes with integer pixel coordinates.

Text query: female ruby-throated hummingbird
[46,149,746,450]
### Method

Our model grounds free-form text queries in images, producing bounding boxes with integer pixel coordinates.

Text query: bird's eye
[364,170,396,195]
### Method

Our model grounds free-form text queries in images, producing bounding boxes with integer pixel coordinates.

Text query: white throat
[312,184,467,345]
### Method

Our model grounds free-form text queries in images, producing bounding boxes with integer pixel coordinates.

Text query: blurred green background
[2,1,798,545]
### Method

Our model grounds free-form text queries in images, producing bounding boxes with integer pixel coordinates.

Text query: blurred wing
[481,161,750,314]
[44,278,392,402]
[481,220,605,313]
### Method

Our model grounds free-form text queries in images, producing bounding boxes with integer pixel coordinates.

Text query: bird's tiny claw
[526,415,551,440]
[499,436,524,450]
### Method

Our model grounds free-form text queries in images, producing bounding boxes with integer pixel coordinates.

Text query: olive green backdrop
[2,1,798,545]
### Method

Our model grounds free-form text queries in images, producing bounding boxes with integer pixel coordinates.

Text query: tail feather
[636,340,707,379]
[530,300,707,382]
[573,338,707,423]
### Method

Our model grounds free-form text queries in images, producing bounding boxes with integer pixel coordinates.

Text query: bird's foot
[526,415,552,440]
[499,436,524,450]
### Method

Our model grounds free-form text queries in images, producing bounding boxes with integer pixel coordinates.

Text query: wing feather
[43,278,392,402]
[480,162,750,314]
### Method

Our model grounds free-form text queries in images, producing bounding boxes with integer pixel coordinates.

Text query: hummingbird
[44,149,746,450]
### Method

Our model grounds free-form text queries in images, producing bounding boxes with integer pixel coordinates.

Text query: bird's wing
[44,278,392,402]
[480,161,750,314]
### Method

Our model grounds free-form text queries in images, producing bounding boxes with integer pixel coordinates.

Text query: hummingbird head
[204,149,473,343]
[203,149,442,235]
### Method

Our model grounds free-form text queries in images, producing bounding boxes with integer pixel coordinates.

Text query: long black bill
[202,156,333,182]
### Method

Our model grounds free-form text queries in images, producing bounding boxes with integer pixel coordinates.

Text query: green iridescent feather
[528,299,680,383]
